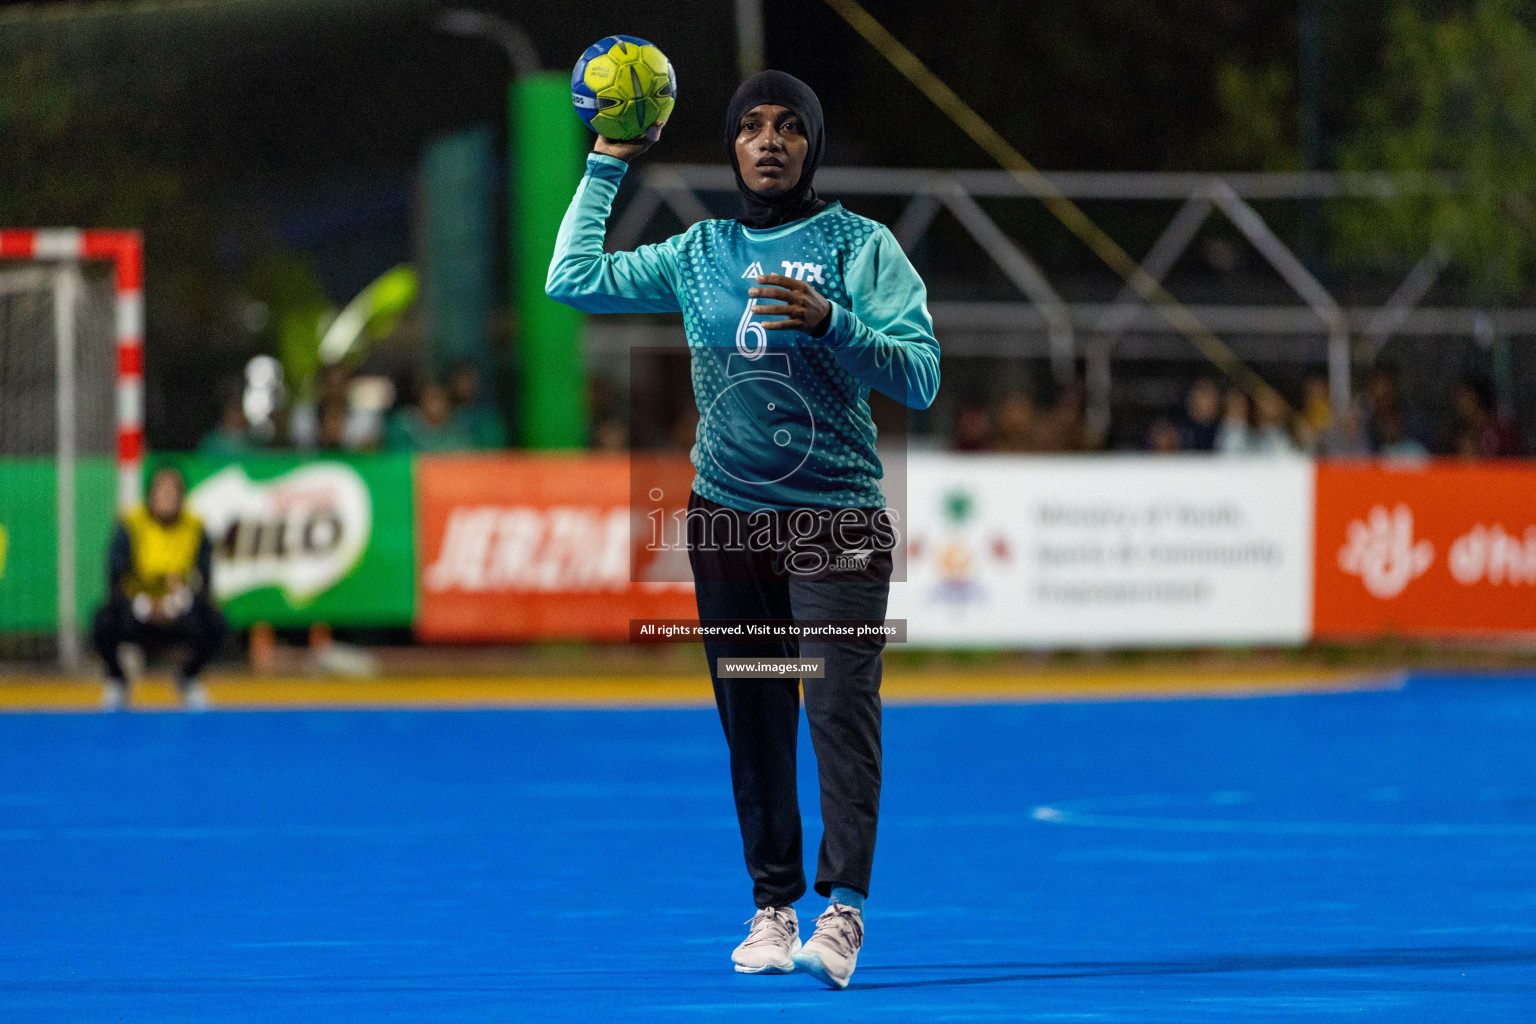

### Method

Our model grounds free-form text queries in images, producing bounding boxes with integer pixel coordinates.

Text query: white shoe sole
[733,937,801,974]
[733,959,796,975]
[793,949,851,989]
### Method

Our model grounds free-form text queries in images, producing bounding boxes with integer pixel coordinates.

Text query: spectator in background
[446,361,507,449]
[953,400,994,451]
[1450,377,1519,458]
[290,363,348,449]
[92,466,226,711]
[1251,388,1300,454]
[1317,400,1371,458]
[289,363,383,451]
[1376,405,1429,461]
[994,391,1036,452]
[1363,362,1429,455]
[1179,377,1221,451]
[1450,427,1481,460]
[1035,378,1102,452]
[387,382,473,452]
[1215,388,1252,454]
[198,388,257,459]
[1302,374,1333,439]
[592,419,628,452]
[315,398,350,452]
[1146,416,1183,453]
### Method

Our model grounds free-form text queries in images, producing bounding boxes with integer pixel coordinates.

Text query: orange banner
[415,454,695,641]
[1313,461,1536,637]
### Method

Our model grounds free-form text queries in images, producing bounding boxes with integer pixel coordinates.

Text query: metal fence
[601,165,1533,437]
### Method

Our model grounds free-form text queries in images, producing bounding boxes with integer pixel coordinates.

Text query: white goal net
[0,262,117,668]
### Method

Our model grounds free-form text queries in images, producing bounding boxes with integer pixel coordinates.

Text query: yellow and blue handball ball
[571,35,676,140]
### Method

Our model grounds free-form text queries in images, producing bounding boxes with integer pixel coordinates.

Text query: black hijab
[724,70,828,229]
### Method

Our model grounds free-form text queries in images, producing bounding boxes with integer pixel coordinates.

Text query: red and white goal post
[0,229,142,669]
[0,229,144,510]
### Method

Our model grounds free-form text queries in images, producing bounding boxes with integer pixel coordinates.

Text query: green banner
[0,457,115,632]
[163,454,416,628]
[514,72,588,449]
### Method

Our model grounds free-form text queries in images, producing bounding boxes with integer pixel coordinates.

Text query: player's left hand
[750,274,833,338]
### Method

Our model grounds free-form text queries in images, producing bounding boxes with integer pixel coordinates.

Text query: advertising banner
[173,455,415,627]
[890,454,1315,647]
[0,457,115,632]
[15,452,1535,645]
[1313,461,1536,637]
[415,453,696,641]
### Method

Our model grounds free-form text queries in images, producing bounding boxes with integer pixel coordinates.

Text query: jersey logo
[780,260,825,284]
[741,261,764,279]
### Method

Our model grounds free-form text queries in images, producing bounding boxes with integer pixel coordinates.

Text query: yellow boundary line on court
[0,668,1399,713]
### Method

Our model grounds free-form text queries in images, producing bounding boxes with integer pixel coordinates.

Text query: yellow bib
[122,505,204,598]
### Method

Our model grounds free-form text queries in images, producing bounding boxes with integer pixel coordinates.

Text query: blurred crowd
[946,365,1523,460]
[198,356,1523,462]
[198,360,507,457]
[951,379,1106,454]
[1144,366,1519,459]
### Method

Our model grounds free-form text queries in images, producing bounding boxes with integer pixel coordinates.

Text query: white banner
[889,455,1314,647]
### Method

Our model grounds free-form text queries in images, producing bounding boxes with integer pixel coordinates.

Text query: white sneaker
[101,679,128,711]
[731,906,800,974]
[794,902,863,989]
[179,679,211,712]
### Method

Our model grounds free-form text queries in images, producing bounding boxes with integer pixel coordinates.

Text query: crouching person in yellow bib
[92,466,227,710]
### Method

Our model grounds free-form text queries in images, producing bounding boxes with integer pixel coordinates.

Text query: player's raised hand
[593,120,666,163]
[750,274,833,337]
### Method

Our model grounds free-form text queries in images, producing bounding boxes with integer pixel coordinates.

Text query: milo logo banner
[168,455,415,627]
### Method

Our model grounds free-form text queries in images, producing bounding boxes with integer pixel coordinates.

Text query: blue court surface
[2,672,1534,1022]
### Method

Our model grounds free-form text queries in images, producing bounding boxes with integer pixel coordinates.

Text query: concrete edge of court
[0,668,1405,712]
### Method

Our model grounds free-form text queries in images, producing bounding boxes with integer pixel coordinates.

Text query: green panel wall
[513,72,588,449]
[0,457,115,631]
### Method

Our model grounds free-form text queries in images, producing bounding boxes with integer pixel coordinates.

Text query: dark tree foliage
[0,0,1483,445]
[1335,0,1536,304]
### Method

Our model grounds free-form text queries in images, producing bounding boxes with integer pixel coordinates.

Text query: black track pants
[686,490,890,908]
[92,599,227,681]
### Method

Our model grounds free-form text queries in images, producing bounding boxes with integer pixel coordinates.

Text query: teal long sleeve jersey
[547,152,940,513]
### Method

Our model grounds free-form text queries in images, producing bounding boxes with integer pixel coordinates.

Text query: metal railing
[606,165,1524,432]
